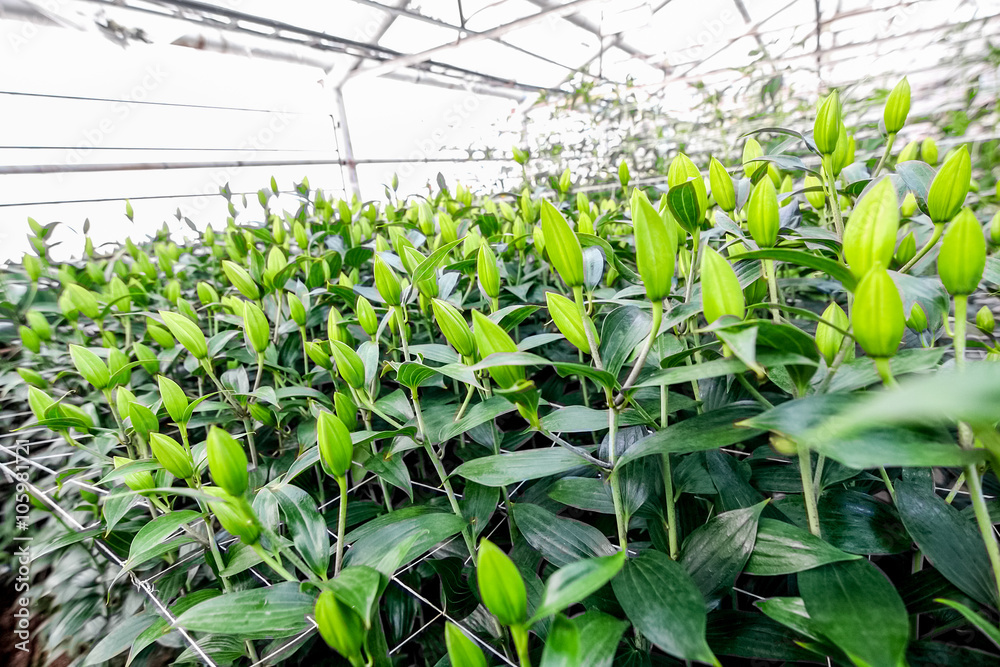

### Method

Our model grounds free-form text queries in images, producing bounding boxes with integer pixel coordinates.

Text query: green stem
[250,543,297,582]
[954,295,968,370]
[252,353,265,393]
[616,300,662,406]
[823,156,844,242]
[871,132,896,179]
[573,286,603,370]
[511,624,532,667]
[299,326,311,386]
[394,305,410,361]
[454,382,476,422]
[660,386,679,560]
[763,259,782,323]
[736,373,774,408]
[334,474,348,575]
[607,408,628,551]
[874,357,899,389]
[900,223,943,274]
[798,445,821,537]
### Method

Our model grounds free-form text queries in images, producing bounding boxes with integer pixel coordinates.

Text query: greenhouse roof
[1,0,998,260]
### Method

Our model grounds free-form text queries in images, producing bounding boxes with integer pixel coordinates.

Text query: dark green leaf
[174,582,315,638]
[746,518,860,575]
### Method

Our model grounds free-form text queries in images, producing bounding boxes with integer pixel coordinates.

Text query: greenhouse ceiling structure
[1,0,998,261]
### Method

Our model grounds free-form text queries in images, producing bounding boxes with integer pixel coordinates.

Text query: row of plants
[2,77,1000,666]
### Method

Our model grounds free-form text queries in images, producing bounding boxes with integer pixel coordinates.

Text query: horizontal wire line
[0,89,317,116]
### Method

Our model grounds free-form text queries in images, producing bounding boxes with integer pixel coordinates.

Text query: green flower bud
[157,375,189,423]
[540,200,584,288]
[222,260,261,300]
[803,175,825,210]
[149,432,194,480]
[843,178,900,280]
[476,539,526,627]
[315,590,365,661]
[895,232,916,267]
[207,426,248,497]
[317,410,353,478]
[114,456,156,493]
[852,264,904,358]
[107,276,131,313]
[133,342,160,374]
[632,188,677,301]
[907,302,928,331]
[108,348,130,386]
[532,225,546,256]
[355,296,378,337]
[204,487,260,544]
[618,160,630,188]
[471,310,524,389]
[306,341,333,370]
[373,255,402,306]
[401,246,437,298]
[19,326,40,353]
[129,402,158,445]
[287,293,306,327]
[23,253,43,282]
[831,124,851,176]
[814,90,842,155]
[164,280,181,304]
[937,208,986,296]
[747,178,780,248]
[900,192,918,218]
[815,302,849,365]
[333,392,358,432]
[66,284,100,320]
[248,401,275,427]
[61,403,93,432]
[898,140,919,163]
[17,368,47,388]
[545,291,598,354]
[116,386,136,418]
[927,145,971,223]
[242,301,270,354]
[69,345,110,389]
[667,153,708,216]
[445,621,487,667]
[883,77,910,134]
[146,320,173,348]
[700,247,745,323]
[990,211,1000,246]
[159,311,207,359]
[976,306,995,335]
[742,138,765,180]
[329,340,366,389]
[477,243,501,299]
[197,282,219,306]
[431,299,476,358]
[28,386,55,421]
[921,137,938,165]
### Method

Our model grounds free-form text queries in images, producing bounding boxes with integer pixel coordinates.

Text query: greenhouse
[1,0,1000,665]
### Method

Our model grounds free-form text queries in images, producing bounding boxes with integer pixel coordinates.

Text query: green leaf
[547,477,615,514]
[612,549,720,665]
[85,612,156,665]
[321,566,386,627]
[453,448,595,487]
[433,396,514,443]
[935,599,1000,649]
[531,551,626,622]
[667,179,703,229]
[599,306,652,378]
[775,490,911,555]
[272,484,330,579]
[896,480,998,608]
[343,512,467,575]
[799,560,910,667]
[174,582,315,638]
[512,503,616,567]
[129,590,221,665]
[128,510,202,561]
[616,404,765,467]
[103,489,137,534]
[541,405,608,433]
[395,362,440,390]
[412,238,463,283]
[540,615,581,667]
[681,502,766,597]
[707,610,822,663]
[637,351,817,387]
[573,611,630,667]
[755,596,827,643]
[460,481,499,538]
[745,518,860,575]
[734,249,856,290]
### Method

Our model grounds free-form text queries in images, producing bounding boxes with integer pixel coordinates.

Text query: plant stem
[763,259,782,323]
[736,373,774,408]
[250,543,297,582]
[299,326,311,386]
[871,132,896,179]
[660,386,679,560]
[823,156,844,242]
[900,223,943,274]
[573,286,603,370]
[511,624,532,667]
[454,382,476,422]
[954,295,968,369]
[252,353,265,393]
[798,445,821,537]
[606,408,628,551]
[616,300,662,406]
[874,357,899,389]
[394,305,410,361]
[334,474,348,575]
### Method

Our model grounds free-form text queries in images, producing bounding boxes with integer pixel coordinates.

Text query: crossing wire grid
[0,416,533,666]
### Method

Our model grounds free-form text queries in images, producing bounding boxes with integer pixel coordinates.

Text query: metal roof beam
[349,0,605,80]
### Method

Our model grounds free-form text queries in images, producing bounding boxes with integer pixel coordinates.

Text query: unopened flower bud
[700,247,745,323]
[431,299,476,358]
[69,345,110,389]
[159,311,207,359]
[373,255,402,306]
[937,208,986,296]
[814,91,842,155]
[114,456,156,493]
[149,432,194,480]
[317,411,353,478]
[804,175,825,210]
[883,77,910,134]
[333,392,358,432]
[900,192,918,218]
[632,189,677,301]
[471,310,523,390]
[709,158,735,213]
[852,264,905,358]
[815,302,849,365]
[927,145,971,223]
[66,284,100,320]
[355,296,378,337]
[921,137,938,165]
[843,178,899,280]
[976,306,995,335]
[329,340,366,389]
[895,232,916,267]
[907,302,928,332]
[742,138,765,180]
[546,291,598,354]
[477,243,501,299]
[222,260,261,300]
[315,590,365,661]
[242,301,270,354]
[207,426,248,497]
[747,178,780,248]
[205,487,260,544]
[540,200,584,288]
